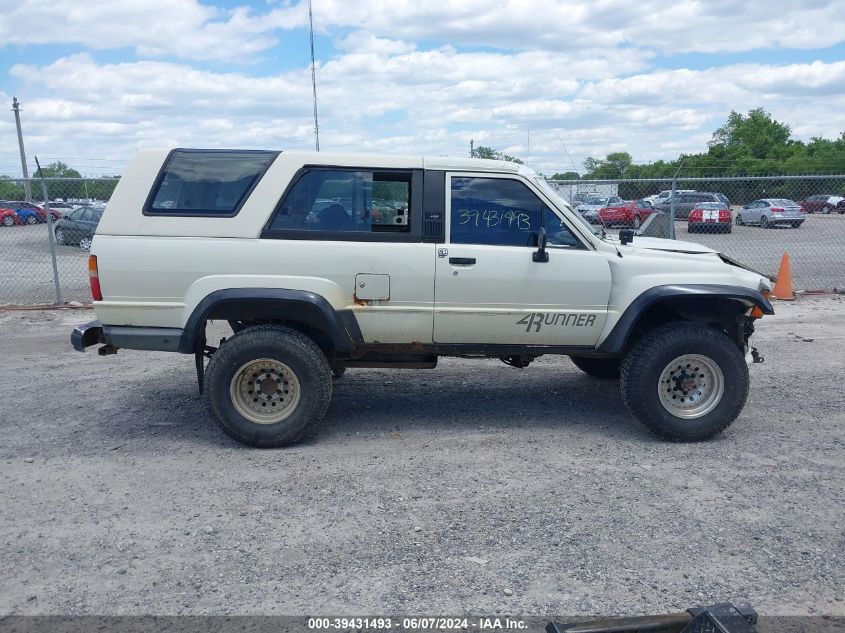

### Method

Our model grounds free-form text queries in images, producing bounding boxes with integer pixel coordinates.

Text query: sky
[1,0,844,177]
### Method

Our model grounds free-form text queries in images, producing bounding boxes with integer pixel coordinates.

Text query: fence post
[668,157,685,240]
[34,159,62,304]
[669,177,677,240]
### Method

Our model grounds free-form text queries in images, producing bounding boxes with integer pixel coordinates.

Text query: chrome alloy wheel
[229,358,301,424]
[658,354,725,419]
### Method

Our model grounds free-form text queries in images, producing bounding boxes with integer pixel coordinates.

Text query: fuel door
[355,273,390,301]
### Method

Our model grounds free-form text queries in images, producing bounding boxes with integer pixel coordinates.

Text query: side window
[268,169,411,234]
[80,208,94,222]
[451,177,541,246]
[146,150,277,216]
[450,177,579,248]
[544,209,580,248]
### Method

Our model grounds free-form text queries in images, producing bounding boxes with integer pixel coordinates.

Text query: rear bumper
[71,320,184,353]
[689,221,731,230]
[71,320,105,351]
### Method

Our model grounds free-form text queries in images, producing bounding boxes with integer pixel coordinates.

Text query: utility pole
[12,97,33,202]
[307,0,320,151]
[470,139,474,158]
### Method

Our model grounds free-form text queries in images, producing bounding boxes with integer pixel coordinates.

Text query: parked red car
[1,206,22,226]
[688,202,732,233]
[796,195,845,214]
[598,199,656,228]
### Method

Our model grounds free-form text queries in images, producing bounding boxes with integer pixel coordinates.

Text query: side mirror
[619,229,635,245]
[532,227,549,263]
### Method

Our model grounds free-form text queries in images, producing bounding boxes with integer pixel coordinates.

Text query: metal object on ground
[547,603,758,633]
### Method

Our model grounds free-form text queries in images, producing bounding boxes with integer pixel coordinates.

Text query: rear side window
[268,169,412,234]
[146,150,277,216]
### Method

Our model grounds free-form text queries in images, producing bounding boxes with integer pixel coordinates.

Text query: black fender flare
[597,284,774,354]
[179,288,364,354]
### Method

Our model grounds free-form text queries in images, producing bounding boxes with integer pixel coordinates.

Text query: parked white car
[72,149,773,447]
[644,189,696,206]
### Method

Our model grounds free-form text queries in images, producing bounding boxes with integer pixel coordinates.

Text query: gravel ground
[1,297,843,617]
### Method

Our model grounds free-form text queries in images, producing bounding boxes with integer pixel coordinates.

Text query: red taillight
[88,255,102,301]
[719,210,731,221]
[799,206,806,213]
[770,207,784,213]
[689,210,702,220]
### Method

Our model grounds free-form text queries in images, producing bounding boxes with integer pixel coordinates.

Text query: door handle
[449,257,476,265]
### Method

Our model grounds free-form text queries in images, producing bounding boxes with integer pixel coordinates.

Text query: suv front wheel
[620,322,748,441]
[204,325,332,447]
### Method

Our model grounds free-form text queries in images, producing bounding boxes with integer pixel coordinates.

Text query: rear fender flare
[179,288,363,354]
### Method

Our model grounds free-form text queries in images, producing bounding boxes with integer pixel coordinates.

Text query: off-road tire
[204,325,332,448]
[570,356,621,379]
[620,322,748,441]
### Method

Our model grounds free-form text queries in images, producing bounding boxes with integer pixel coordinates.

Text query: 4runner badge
[517,312,597,333]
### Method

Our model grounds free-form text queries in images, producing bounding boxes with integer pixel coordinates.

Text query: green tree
[550,171,580,180]
[472,145,524,164]
[582,151,633,179]
[31,161,85,200]
[709,108,792,160]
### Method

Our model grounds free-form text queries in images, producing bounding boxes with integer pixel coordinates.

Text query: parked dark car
[54,206,103,250]
[797,194,845,214]
[654,192,722,219]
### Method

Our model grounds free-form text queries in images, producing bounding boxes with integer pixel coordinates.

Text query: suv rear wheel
[620,322,748,441]
[204,325,332,447]
[570,356,621,379]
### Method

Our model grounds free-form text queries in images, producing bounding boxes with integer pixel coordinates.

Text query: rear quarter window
[145,149,278,216]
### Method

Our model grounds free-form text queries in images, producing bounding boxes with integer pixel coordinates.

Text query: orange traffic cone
[771,252,795,300]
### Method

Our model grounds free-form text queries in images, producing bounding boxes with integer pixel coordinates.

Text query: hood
[614,236,718,254]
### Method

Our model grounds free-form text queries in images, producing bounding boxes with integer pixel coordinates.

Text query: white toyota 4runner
[72,149,773,447]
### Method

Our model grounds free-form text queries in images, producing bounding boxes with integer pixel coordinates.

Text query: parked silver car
[735,198,804,229]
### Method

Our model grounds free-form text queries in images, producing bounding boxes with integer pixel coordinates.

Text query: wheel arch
[179,288,363,354]
[598,285,773,355]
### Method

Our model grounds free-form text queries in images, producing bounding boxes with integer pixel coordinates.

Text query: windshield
[535,178,604,238]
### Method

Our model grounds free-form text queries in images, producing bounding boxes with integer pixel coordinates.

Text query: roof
[140,148,536,177]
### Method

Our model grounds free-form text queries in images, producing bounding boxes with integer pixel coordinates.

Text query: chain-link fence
[1,173,844,305]
[0,177,119,305]
[547,174,845,291]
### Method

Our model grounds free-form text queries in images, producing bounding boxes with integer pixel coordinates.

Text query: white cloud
[1,1,845,177]
[0,0,304,62]
[5,45,845,177]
